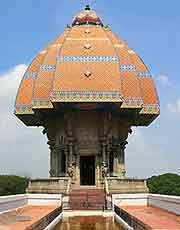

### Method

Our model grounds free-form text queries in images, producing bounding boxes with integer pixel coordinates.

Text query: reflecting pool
[55,216,123,230]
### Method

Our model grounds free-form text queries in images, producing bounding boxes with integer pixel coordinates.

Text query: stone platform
[107,177,149,194]
[27,177,149,195]
[27,178,69,194]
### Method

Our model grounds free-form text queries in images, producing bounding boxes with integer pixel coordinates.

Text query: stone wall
[0,194,27,213]
[0,194,62,214]
[148,194,180,215]
[27,194,62,206]
[112,193,148,206]
[112,193,180,216]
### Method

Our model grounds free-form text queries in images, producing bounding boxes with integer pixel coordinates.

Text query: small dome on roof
[72,5,103,27]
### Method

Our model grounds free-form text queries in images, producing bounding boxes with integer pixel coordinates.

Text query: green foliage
[0,175,30,196]
[147,173,180,196]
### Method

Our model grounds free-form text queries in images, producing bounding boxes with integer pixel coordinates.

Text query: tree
[147,173,180,196]
[0,175,30,196]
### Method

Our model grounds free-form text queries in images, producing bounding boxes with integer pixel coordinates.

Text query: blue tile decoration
[123,98,143,104]
[120,65,136,71]
[52,91,122,102]
[39,65,56,71]
[24,72,37,78]
[53,91,121,95]
[33,98,50,102]
[144,104,160,110]
[32,98,53,108]
[137,72,152,78]
[16,104,32,109]
[57,56,119,63]
[15,104,32,114]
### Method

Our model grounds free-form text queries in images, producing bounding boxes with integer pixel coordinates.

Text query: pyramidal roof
[15,6,159,126]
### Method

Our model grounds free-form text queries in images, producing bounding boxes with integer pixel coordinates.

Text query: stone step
[69,188,105,210]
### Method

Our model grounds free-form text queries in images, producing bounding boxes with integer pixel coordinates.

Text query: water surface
[55,216,123,230]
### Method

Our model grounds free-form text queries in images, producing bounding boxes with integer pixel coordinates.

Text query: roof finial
[85,4,91,10]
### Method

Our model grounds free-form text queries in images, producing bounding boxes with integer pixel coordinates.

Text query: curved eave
[14,102,160,127]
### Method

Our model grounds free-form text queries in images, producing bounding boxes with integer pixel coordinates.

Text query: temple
[14,6,159,194]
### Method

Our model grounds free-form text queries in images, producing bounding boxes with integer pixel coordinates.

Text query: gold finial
[104,24,110,30]
[66,24,71,29]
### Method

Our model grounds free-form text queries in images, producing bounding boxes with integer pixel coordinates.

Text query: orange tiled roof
[15,6,159,126]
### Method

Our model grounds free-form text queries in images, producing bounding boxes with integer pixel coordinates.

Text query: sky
[0,0,180,178]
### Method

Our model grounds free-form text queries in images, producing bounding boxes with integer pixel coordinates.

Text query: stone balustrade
[27,177,69,194]
[107,177,149,194]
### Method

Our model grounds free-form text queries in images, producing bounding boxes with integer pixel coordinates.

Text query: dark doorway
[109,150,114,174]
[80,156,95,185]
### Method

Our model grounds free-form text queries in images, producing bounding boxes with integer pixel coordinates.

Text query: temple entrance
[80,156,95,186]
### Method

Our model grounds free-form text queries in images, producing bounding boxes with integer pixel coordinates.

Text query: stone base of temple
[107,177,149,194]
[26,177,70,194]
[27,177,148,195]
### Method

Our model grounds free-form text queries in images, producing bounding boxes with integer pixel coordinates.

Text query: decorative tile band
[57,56,119,63]
[51,91,122,102]
[32,98,53,109]
[141,104,160,113]
[16,104,32,109]
[121,98,143,108]
[39,65,56,71]
[120,65,136,71]
[15,104,33,114]
[53,91,121,95]
[137,72,152,78]
[24,72,37,78]
[66,38,109,41]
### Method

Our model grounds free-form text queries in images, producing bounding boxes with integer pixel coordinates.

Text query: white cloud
[0,65,49,178]
[167,99,180,114]
[157,74,172,87]
[126,127,180,178]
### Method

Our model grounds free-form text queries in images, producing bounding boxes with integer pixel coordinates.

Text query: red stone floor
[120,206,180,230]
[0,205,57,230]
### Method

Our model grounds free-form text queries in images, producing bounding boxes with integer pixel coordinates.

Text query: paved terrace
[120,205,180,230]
[113,194,180,230]
[0,205,57,230]
[0,194,62,230]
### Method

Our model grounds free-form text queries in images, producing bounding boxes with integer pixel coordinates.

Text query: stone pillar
[48,141,57,177]
[101,140,108,180]
[119,140,128,176]
[106,139,111,176]
[64,146,69,176]
[113,139,128,177]
[67,141,76,183]
[102,142,106,164]
[113,146,119,176]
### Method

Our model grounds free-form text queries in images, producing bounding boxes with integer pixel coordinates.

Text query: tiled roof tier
[15,6,159,126]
